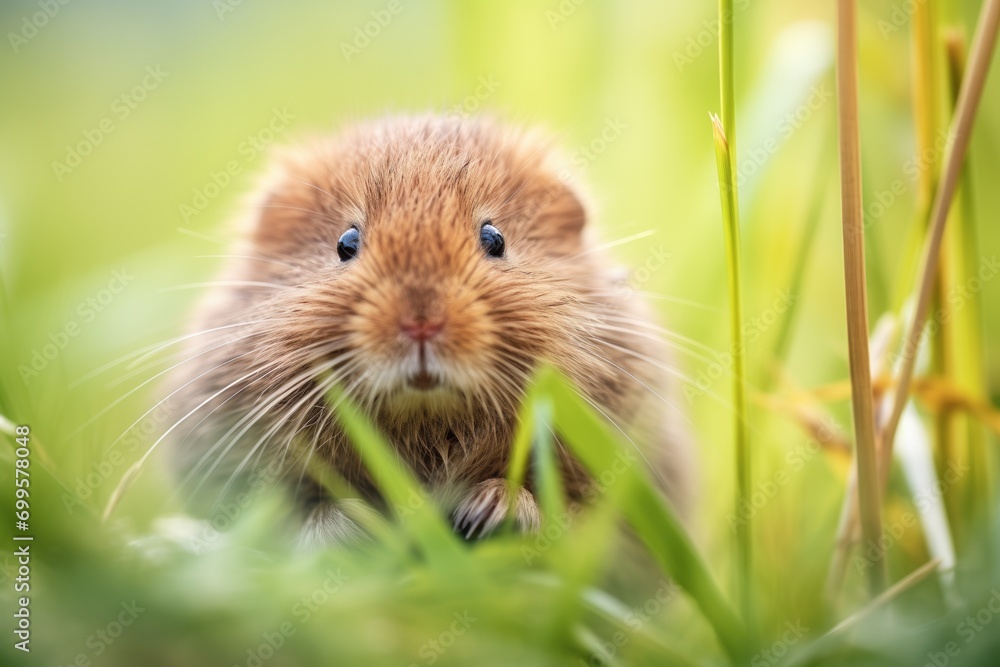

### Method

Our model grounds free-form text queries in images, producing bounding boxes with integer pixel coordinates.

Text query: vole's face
[249,120,592,416]
[333,212,509,406]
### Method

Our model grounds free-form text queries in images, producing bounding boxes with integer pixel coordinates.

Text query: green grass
[1,368,998,666]
[2,1,1000,665]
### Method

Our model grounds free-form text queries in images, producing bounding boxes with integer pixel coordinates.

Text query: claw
[453,479,540,539]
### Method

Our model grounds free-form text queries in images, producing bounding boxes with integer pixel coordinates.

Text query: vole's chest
[372,417,513,486]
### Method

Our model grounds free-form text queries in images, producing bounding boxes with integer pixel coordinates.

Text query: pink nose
[400,318,444,343]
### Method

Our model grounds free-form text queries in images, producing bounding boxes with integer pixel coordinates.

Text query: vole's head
[239,116,605,418]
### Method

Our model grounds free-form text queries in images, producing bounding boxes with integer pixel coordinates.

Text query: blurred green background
[1,0,999,665]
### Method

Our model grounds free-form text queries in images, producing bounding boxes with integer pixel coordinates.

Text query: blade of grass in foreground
[787,559,941,667]
[835,0,885,595]
[714,0,753,627]
[529,396,567,525]
[301,451,412,559]
[530,367,751,662]
[943,29,994,570]
[535,489,624,650]
[578,587,702,667]
[510,391,622,639]
[323,384,468,568]
[0,410,98,520]
[710,113,752,625]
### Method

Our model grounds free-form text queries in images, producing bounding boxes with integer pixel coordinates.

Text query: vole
[163,115,692,547]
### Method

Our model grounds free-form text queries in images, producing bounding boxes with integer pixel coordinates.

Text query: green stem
[719,0,737,176]
[711,116,751,624]
[836,0,886,595]
[716,0,751,627]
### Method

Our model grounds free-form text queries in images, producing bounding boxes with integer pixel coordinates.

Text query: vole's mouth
[381,359,465,413]
[401,340,446,392]
[407,369,441,391]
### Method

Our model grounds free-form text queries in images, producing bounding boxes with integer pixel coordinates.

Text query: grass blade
[788,560,942,667]
[835,0,885,595]
[714,0,753,625]
[323,385,467,568]
[932,25,992,567]
[711,112,752,625]
[718,0,738,176]
[530,367,751,662]
[895,405,958,604]
[879,0,1000,484]
[529,396,567,525]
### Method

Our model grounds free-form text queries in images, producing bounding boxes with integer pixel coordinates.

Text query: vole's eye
[479,222,505,258]
[337,227,360,261]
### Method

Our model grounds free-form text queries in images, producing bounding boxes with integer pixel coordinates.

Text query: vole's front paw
[453,478,541,539]
[297,498,375,550]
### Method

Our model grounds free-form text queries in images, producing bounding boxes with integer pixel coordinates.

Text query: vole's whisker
[288,413,327,502]
[588,337,697,386]
[125,320,275,372]
[183,352,341,498]
[70,339,182,389]
[571,385,667,488]
[172,341,348,489]
[195,254,299,270]
[288,177,341,203]
[593,289,721,313]
[597,312,721,356]
[587,345,696,428]
[194,348,358,498]
[158,281,295,293]
[569,229,656,258]
[219,369,345,503]
[177,361,296,495]
[108,328,286,392]
[586,321,718,366]
[70,327,277,439]
[593,335,744,422]
[123,362,275,502]
[69,317,271,390]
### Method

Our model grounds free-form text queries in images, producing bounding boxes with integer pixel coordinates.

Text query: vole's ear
[536,179,588,237]
[531,139,592,239]
[241,147,310,251]
[519,178,588,258]
[246,181,316,255]
[244,143,357,255]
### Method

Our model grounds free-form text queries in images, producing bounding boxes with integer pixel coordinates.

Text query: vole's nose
[400,316,444,343]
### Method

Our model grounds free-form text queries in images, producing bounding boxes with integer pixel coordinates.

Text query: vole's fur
[164,115,692,546]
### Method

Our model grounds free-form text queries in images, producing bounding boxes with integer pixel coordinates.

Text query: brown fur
[163,115,692,545]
